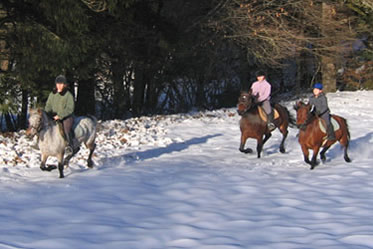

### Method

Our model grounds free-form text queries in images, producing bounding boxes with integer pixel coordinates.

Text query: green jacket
[45,90,75,120]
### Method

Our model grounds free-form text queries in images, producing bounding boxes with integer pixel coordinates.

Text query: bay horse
[237,90,295,158]
[26,108,97,178]
[294,101,351,169]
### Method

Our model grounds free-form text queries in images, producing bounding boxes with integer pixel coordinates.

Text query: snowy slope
[0,90,372,249]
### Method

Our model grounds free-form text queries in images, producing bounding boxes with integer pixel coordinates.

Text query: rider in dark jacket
[308,82,336,141]
[45,75,76,156]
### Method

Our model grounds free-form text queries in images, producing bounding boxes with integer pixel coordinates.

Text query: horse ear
[248,89,253,95]
[294,101,301,110]
[293,104,298,111]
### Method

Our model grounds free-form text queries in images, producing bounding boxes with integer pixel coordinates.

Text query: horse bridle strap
[299,110,315,129]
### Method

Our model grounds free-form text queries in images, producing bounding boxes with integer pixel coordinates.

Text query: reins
[298,108,316,130]
[238,95,258,115]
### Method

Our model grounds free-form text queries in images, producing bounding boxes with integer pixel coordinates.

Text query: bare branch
[80,0,107,12]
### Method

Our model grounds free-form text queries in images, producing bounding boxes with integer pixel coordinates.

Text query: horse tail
[275,104,297,128]
[86,114,98,125]
[286,108,297,128]
[342,117,350,142]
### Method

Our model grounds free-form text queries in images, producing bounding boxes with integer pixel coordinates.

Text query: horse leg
[310,146,321,170]
[86,142,96,168]
[40,154,48,171]
[319,145,331,163]
[319,139,336,162]
[57,154,65,178]
[300,144,312,165]
[57,162,64,178]
[239,133,253,154]
[262,132,272,145]
[256,133,271,158]
[278,127,288,153]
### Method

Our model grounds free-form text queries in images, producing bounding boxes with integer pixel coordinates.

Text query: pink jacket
[251,79,271,102]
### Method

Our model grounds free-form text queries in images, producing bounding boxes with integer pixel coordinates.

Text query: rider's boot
[64,133,73,157]
[267,111,276,130]
[326,123,336,141]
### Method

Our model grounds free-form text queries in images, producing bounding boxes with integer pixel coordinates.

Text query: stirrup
[65,146,73,156]
[268,122,276,130]
[327,135,336,141]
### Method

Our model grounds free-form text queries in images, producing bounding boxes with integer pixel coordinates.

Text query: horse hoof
[280,148,285,153]
[47,165,57,171]
[41,165,57,171]
[87,160,94,168]
[239,148,253,154]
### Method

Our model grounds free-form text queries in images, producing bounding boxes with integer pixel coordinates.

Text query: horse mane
[40,109,56,127]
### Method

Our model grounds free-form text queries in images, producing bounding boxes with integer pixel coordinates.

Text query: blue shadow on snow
[104,134,222,165]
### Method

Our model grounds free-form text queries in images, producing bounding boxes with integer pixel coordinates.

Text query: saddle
[258,106,280,123]
[318,117,340,133]
[56,119,78,145]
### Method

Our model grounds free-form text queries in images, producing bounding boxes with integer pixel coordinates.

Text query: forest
[0,0,372,131]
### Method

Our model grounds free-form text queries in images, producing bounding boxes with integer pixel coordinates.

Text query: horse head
[237,90,256,116]
[26,108,47,137]
[294,101,313,129]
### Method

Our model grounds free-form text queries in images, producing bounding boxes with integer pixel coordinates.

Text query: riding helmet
[256,70,266,77]
[313,82,323,90]
[55,75,67,84]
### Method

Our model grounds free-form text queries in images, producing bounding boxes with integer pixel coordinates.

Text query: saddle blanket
[318,117,340,133]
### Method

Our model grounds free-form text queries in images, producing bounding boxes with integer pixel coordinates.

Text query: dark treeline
[0,0,372,131]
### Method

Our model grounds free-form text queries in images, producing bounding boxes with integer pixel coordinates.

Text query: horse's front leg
[57,154,65,178]
[239,133,253,154]
[262,132,272,146]
[310,146,321,170]
[40,154,48,171]
[301,144,312,166]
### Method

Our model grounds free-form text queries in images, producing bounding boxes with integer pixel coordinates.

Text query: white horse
[26,108,97,178]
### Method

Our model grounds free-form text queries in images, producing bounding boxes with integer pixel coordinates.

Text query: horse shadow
[99,133,223,167]
[323,131,373,162]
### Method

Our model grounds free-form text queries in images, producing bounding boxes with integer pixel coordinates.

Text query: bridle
[297,105,315,130]
[237,93,256,115]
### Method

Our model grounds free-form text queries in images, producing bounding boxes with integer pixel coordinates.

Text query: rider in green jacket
[45,75,75,156]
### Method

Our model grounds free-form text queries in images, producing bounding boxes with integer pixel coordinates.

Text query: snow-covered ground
[0,90,372,249]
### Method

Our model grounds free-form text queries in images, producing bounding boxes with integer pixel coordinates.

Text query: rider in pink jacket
[251,71,275,130]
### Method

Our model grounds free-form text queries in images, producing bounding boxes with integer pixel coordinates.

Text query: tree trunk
[4,112,15,132]
[239,48,250,91]
[112,61,126,119]
[18,88,28,130]
[76,78,96,116]
[321,3,336,93]
[132,64,147,116]
[321,56,336,93]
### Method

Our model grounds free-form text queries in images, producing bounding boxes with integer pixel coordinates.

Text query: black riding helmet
[256,70,266,77]
[55,75,67,84]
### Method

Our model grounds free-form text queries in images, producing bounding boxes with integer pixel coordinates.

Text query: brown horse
[294,101,351,169]
[237,90,295,158]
